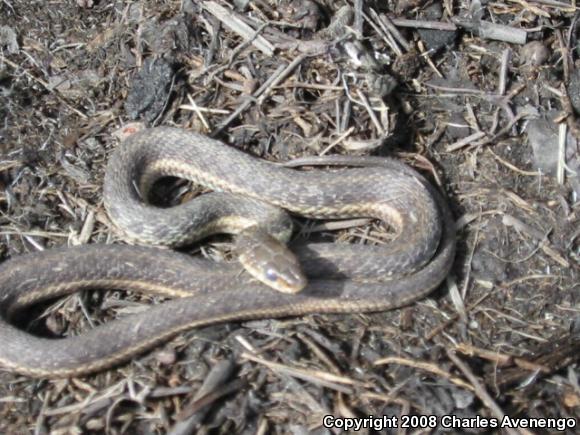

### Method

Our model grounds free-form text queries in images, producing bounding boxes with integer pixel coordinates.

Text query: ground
[0,0,579,434]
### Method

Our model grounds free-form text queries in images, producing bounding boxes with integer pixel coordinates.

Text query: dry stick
[242,352,360,394]
[477,21,527,45]
[353,0,364,37]
[496,48,518,133]
[184,93,210,130]
[320,126,355,155]
[373,356,475,391]
[424,83,486,95]
[170,359,239,434]
[502,214,547,241]
[474,112,528,147]
[376,13,411,52]
[487,148,540,176]
[490,107,503,135]
[446,350,533,435]
[334,98,341,136]
[203,1,274,56]
[498,48,511,96]
[213,54,307,135]
[511,0,576,9]
[560,84,580,140]
[177,380,245,421]
[508,0,551,17]
[256,54,309,104]
[502,214,569,267]
[426,290,493,340]
[557,122,567,185]
[1,55,87,119]
[446,131,486,152]
[441,0,453,16]
[38,392,70,427]
[428,273,560,340]
[390,18,457,31]
[465,103,480,131]
[555,28,571,84]
[566,13,580,74]
[364,10,403,56]
[458,210,482,303]
[455,343,550,372]
[417,40,444,78]
[433,80,526,151]
[556,23,578,129]
[202,22,269,82]
[297,333,342,374]
[318,5,354,39]
[356,89,383,135]
[452,18,528,44]
[341,98,351,133]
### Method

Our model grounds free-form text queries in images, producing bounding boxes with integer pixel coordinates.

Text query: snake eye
[265,268,278,282]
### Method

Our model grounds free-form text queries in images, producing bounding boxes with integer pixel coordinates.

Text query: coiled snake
[0,127,455,377]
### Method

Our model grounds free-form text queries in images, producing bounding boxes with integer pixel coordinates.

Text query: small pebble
[520,41,550,66]
[155,349,177,365]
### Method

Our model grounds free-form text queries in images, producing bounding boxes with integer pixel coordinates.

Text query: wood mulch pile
[0,0,578,433]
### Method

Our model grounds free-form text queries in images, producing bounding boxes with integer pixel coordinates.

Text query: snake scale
[0,127,455,377]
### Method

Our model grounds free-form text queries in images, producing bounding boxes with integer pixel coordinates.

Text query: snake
[0,127,456,377]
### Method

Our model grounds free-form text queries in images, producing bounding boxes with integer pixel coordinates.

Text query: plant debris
[0,0,579,433]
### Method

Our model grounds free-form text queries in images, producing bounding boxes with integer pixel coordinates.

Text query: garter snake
[0,127,455,377]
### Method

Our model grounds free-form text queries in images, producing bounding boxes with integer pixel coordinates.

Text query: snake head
[237,228,307,294]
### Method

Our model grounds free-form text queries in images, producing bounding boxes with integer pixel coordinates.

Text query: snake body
[0,127,455,377]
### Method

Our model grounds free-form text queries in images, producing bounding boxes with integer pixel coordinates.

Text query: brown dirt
[0,1,578,434]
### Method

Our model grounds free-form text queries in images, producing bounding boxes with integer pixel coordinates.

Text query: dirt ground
[0,0,579,434]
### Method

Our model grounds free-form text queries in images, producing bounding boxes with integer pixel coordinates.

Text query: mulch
[0,0,579,433]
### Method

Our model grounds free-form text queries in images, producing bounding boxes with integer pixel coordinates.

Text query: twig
[498,48,511,96]
[362,10,403,56]
[508,0,576,10]
[376,13,411,52]
[257,54,308,104]
[426,290,493,340]
[487,148,540,176]
[320,126,355,155]
[353,0,363,37]
[242,352,364,393]
[507,0,552,17]
[455,343,550,372]
[203,1,274,56]
[474,112,528,147]
[417,40,443,78]
[557,122,567,185]
[0,55,87,119]
[446,131,486,152]
[446,350,525,435]
[373,356,475,391]
[170,360,240,434]
[452,18,527,44]
[391,18,457,31]
[356,90,383,135]
[213,54,308,134]
[183,93,210,131]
